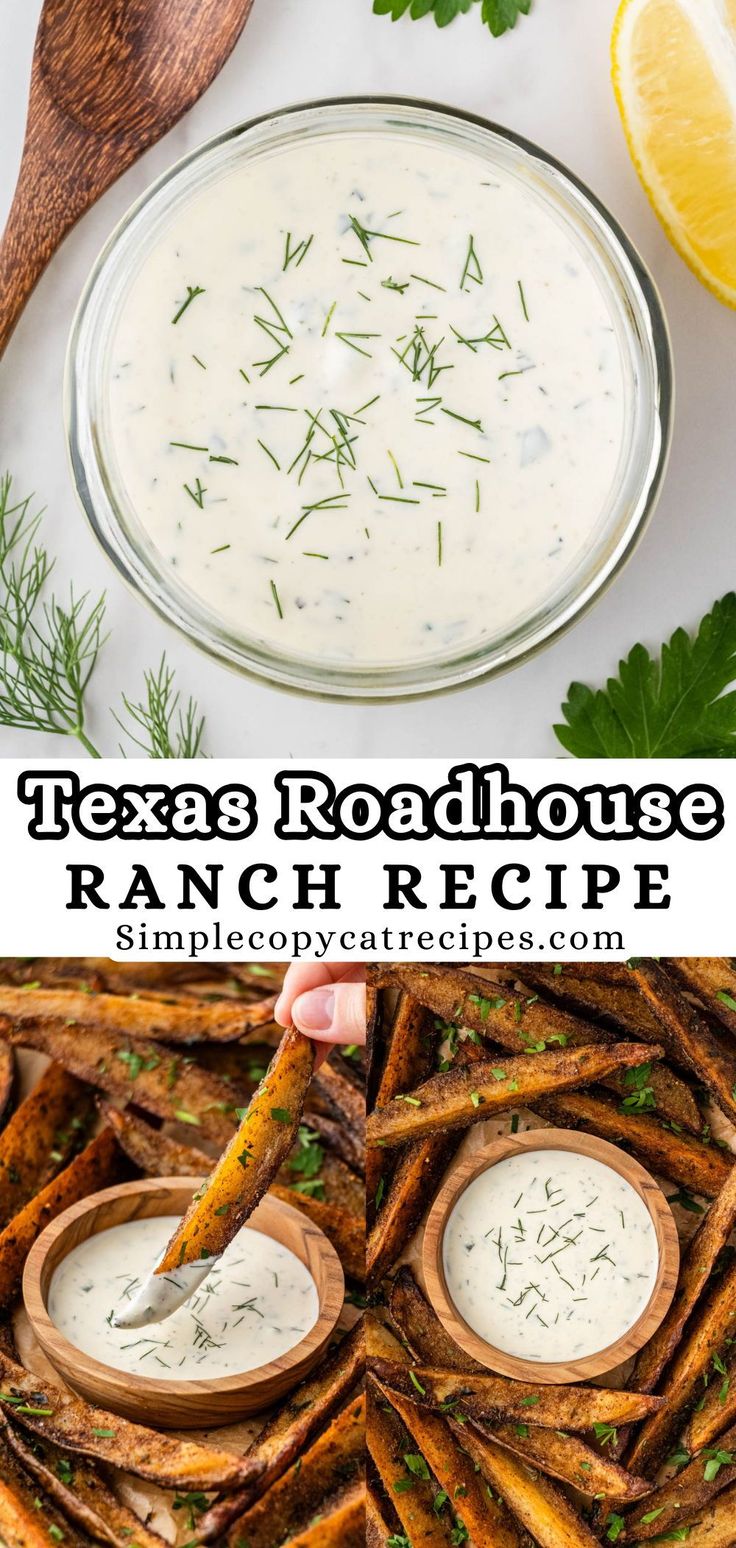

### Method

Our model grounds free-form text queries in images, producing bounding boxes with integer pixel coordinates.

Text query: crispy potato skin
[372,1359,663,1429]
[0,1436,88,1548]
[0,985,276,1043]
[624,1423,736,1539]
[312,1063,365,1142]
[476,1419,650,1503]
[685,1346,736,1451]
[270,1183,365,1282]
[366,1482,393,1548]
[0,959,285,994]
[632,960,736,1124]
[650,1484,736,1548]
[99,1102,212,1176]
[197,1318,365,1541]
[0,1128,122,1311]
[379,1380,522,1548]
[0,1062,93,1227]
[665,957,736,1038]
[288,1481,366,1547]
[375,993,435,1108]
[224,1393,365,1548]
[496,961,666,1040]
[539,1091,733,1197]
[0,1349,258,1490]
[367,1132,459,1289]
[154,1027,314,1272]
[0,1480,60,1548]
[632,1163,736,1396]
[388,1266,487,1375]
[0,1022,236,1144]
[369,963,609,1050]
[367,1382,453,1547]
[366,1043,659,1148]
[601,1061,702,1134]
[3,1421,168,1548]
[626,1262,736,1477]
[457,1423,601,1548]
[367,993,435,1227]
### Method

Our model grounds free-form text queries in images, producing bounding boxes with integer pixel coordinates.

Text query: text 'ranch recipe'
[106,129,626,669]
[442,1149,659,1362]
[48,1216,319,1378]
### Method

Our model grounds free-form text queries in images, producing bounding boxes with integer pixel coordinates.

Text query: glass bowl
[66,97,673,702]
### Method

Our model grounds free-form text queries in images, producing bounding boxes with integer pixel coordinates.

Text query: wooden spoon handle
[0,69,135,358]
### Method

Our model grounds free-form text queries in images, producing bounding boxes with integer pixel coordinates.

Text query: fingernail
[295,988,335,1033]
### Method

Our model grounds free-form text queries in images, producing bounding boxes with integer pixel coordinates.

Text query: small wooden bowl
[423,1129,679,1384]
[24,1177,344,1427]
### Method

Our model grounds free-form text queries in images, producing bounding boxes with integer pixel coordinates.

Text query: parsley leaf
[554,594,736,757]
[372,0,531,36]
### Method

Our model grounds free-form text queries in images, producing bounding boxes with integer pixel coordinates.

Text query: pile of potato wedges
[0,958,367,1548]
[365,959,736,1548]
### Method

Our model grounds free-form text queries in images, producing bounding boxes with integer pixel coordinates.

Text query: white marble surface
[1,0,734,759]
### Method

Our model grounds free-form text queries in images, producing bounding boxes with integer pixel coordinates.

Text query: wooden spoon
[0,0,256,357]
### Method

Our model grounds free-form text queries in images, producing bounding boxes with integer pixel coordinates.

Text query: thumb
[291,981,366,1047]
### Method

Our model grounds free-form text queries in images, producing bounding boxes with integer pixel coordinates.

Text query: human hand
[274,963,365,1067]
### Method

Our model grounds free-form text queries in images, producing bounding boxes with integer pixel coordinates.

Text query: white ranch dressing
[107,131,626,669]
[48,1216,319,1379]
[442,1150,658,1363]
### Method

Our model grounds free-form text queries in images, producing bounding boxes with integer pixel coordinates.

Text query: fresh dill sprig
[115,656,207,759]
[0,474,208,758]
[0,474,106,756]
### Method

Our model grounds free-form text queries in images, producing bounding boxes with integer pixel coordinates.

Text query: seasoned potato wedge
[684,1344,736,1450]
[372,1358,664,1429]
[367,1132,459,1288]
[539,1090,733,1197]
[457,1422,601,1548]
[311,1062,365,1143]
[496,961,666,1041]
[270,1183,365,1282]
[98,1102,211,1176]
[374,993,435,1107]
[0,1128,122,1310]
[0,1063,93,1227]
[666,957,736,1038]
[288,1480,365,1547]
[626,1259,736,1476]
[387,1266,487,1375]
[643,1483,736,1548]
[369,963,609,1050]
[154,1028,314,1272]
[224,1393,365,1548]
[198,1318,364,1540]
[3,1420,168,1548]
[367,993,435,1224]
[366,1480,394,1548]
[0,985,276,1043]
[367,1381,453,1546]
[632,1163,736,1395]
[632,960,736,1124]
[367,1043,659,1147]
[378,1379,522,1547]
[0,1349,256,1489]
[303,1110,364,1176]
[0,1432,88,1548]
[623,1424,736,1539]
[477,1418,651,1502]
[0,1022,236,1144]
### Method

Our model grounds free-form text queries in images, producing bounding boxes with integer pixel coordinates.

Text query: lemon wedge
[612,0,736,306]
